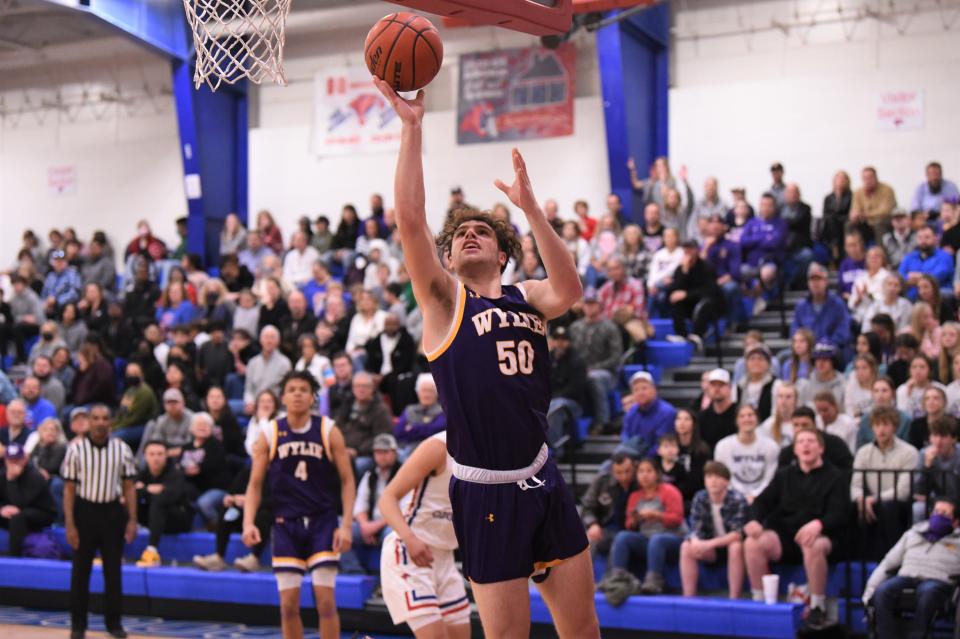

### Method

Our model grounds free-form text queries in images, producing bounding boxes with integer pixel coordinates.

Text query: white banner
[876,89,924,131]
[313,67,401,157]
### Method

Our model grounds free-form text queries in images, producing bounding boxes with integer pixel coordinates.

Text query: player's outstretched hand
[373,77,424,127]
[333,525,353,554]
[494,147,539,214]
[405,534,434,568]
[242,523,261,548]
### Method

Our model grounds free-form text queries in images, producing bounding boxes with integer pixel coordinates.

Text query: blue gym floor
[0,605,406,639]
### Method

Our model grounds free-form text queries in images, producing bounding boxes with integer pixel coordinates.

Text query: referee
[61,404,137,639]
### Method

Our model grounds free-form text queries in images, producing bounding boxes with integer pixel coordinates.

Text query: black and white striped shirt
[60,437,137,503]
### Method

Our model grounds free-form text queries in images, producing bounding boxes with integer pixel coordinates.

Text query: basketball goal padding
[388,0,572,36]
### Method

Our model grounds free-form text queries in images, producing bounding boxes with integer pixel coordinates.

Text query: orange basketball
[364,13,443,93]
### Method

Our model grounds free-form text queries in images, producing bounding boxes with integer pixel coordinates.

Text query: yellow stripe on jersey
[307,551,340,566]
[321,417,332,457]
[426,281,466,362]
[532,557,567,573]
[269,419,280,461]
[272,556,307,568]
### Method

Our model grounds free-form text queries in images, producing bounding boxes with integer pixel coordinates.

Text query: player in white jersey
[378,432,470,639]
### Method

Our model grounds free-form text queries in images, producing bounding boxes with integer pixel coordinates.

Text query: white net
[182,0,292,91]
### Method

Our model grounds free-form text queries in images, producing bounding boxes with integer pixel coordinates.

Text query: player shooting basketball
[374,78,600,639]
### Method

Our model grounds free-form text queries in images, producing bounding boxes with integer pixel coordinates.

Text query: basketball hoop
[182,0,292,91]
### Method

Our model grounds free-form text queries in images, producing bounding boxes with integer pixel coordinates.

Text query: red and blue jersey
[427,281,550,471]
[267,415,339,518]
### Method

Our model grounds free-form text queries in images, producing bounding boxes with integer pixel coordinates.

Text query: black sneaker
[806,606,828,630]
[106,627,128,638]
[70,630,85,639]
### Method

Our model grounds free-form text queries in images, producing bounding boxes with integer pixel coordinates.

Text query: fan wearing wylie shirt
[378,432,469,638]
[375,77,598,639]
[714,404,780,502]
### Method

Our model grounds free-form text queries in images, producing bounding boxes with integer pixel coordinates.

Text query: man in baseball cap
[1,442,57,556]
[346,433,401,572]
[620,370,676,458]
[700,369,738,448]
[136,388,194,459]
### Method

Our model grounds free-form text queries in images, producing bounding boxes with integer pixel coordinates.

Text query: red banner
[456,43,575,145]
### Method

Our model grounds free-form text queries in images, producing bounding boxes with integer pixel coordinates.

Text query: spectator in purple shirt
[910,161,959,217]
[393,373,446,460]
[702,213,743,327]
[739,193,787,315]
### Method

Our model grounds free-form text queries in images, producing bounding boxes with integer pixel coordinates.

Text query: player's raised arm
[377,437,446,567]
[495,148,583,318]
[373,79,456,323]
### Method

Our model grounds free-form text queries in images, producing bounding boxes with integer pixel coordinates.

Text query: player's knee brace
[275,571,303,592]
[311,566,337,588]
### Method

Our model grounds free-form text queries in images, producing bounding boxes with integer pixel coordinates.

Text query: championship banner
[457,43,575,145]
[313,67,401,157]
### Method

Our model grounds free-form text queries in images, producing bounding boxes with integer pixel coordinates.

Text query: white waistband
[451,444,549,484]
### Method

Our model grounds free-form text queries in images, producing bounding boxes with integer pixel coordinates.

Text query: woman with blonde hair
[758,383,798,446]
[939,322,960,384]
[219,212,247,256]
[848,246,892,322]
[903,301,941,360]
[781,329,814,384]
[199,278,233,329]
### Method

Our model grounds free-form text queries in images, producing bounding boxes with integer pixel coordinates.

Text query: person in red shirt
[256,210,284,255]
[575,199,597,241]
[598,256,651,345]
[607,458,686,595]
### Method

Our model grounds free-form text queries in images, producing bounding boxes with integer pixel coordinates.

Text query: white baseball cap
[706,369,731,385]
[629,370,655,386]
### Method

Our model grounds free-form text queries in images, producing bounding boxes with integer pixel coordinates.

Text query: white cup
[762,574,780,605]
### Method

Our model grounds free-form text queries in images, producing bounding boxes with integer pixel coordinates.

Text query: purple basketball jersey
[267,415,339,518]
[427,281,549,471]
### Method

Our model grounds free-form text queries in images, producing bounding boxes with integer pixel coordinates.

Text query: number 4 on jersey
[294,460,308,482]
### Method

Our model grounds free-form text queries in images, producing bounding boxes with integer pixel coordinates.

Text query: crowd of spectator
[1,158,959,632]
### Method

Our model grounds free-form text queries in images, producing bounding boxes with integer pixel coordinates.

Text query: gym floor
[0,606,406,639]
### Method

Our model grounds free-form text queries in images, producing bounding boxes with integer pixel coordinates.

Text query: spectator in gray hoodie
[137,388,194,460]
[864,497,960,639]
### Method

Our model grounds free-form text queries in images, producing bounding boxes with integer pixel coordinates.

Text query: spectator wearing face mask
[0,443,57,557]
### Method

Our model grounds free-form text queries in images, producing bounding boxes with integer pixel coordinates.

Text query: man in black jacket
[133,441,194,568]
[777,408,853,470]
[280,291,318,360]
[0,443,56,556]
[668,239,723,351]
[364,313,416,409]
[744,429,849,629]
[122,258,161,334]
[547,326,588,450]
[580,452,637,557]
[781,183,814,288]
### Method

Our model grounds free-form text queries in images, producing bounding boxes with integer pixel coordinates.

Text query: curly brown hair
[435,208,522,274]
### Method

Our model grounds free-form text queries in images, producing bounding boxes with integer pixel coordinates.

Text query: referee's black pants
[71,498,126,632]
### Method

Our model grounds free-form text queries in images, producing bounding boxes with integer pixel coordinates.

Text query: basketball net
[182,0,292,91]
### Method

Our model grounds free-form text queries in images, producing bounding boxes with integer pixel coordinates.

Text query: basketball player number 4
[294,460,308,482]
[496,340,534,376]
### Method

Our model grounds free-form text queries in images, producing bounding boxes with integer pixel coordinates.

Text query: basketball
[364,12,443,93]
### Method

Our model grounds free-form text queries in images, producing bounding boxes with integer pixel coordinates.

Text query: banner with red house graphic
[457,43,576,145]
[313,67,401,156]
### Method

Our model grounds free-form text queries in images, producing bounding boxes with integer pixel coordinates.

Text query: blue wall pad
[0,558,373,611]
[530,589,804,638]
[0,558,148,597]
